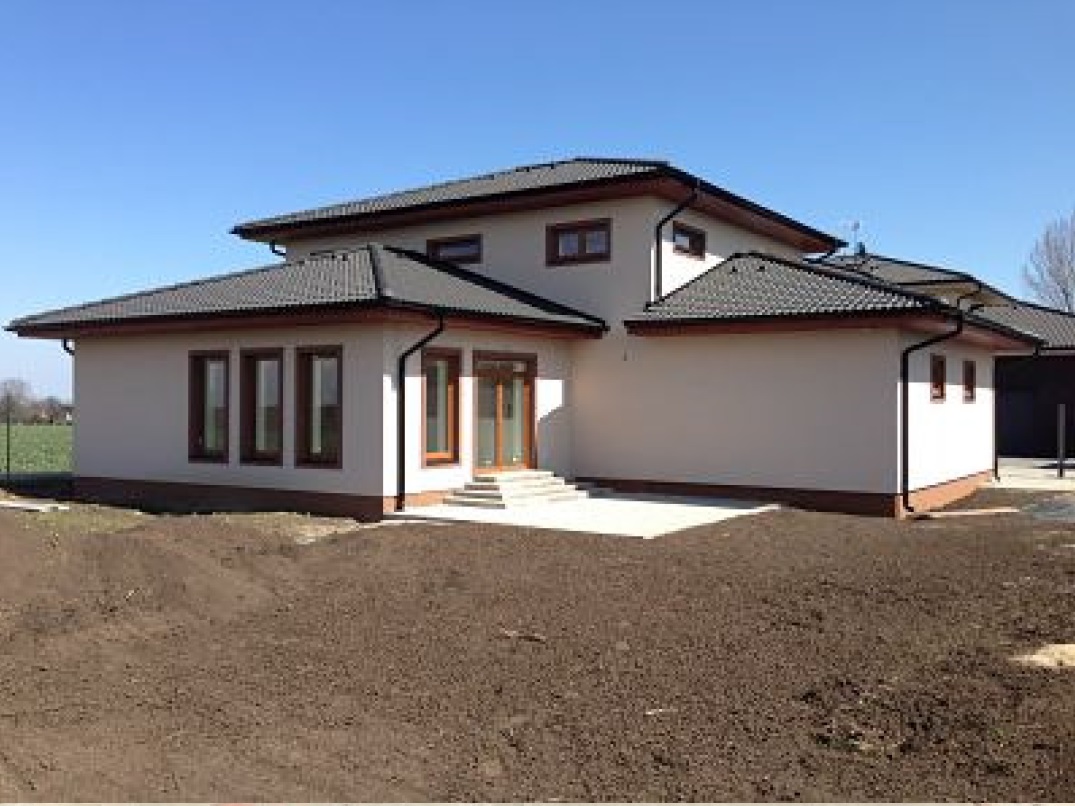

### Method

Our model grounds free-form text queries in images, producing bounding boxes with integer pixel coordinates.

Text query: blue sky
[2,0,1073,398]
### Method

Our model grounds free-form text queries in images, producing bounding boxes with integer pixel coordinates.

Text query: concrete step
[471,469,554,483]
[458,483,579,501]
[443,489,587,509]
[464,477,572,493]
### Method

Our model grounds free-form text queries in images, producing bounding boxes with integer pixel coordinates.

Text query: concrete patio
[994,456,1075,492]
[390,492,778,539]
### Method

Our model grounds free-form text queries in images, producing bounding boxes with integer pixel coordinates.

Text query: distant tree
[0,378,32,422]
[41,396,66,424]
[1023,209,1075,312]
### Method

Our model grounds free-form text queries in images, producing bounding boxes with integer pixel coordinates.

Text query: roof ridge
[381,245,607,328]
[232,157,668,234]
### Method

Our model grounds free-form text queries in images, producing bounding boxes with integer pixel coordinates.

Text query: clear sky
[2,0,1073,398]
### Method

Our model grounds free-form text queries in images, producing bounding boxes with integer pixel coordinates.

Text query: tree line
[0,378,72,425]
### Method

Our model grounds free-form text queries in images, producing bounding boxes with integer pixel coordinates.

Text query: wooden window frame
[426,234,482,264]
[672,222,706,259]
[240,348,284,466]
[930,353,947,402]
[962,359,976,403]
[421,348,462,467]
[188,350,230,463]
[546,218,612,266]
[296,345,343,469]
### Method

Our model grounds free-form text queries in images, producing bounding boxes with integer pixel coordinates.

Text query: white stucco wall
[283,197,798,326]
[571,328,901,494]
[73,325,387,496]
[902,338,995,489]
[657,206,797,297]
[380,325,574,497]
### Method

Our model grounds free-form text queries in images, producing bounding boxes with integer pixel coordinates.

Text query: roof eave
[232,168,843,253]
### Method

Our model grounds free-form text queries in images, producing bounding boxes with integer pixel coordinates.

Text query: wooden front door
[474,353,535,471]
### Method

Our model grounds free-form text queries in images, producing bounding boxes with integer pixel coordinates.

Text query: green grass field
[3,424,73,474]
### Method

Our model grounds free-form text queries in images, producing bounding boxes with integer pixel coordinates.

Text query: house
[7,157,1045,518]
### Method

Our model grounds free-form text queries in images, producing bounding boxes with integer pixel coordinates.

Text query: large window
[241,349,283,464]
[189,351,229,462]
[930,354,947,402]
[427,234,482,264]
[297,346,342,467]
[546,218,611,265]
[963,359,976,403]
[672,222,706,259]
[422,349,460,465]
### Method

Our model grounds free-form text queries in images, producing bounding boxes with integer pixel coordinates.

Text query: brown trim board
[73,476,453,521]
[625,312,1036,351]
[13,305,604,341]
[577,470,993,519]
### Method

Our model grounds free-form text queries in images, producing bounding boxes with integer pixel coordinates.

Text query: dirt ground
[0,489,1072,801]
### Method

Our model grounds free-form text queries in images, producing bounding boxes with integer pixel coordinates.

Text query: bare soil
[0,491,1073,801]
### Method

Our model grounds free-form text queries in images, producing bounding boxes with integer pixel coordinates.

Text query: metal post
[4,393,10,485]
[1058,403,1067,479]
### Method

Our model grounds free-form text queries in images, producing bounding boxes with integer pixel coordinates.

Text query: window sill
[241,456,284,467]
[296,458,342,470]
[546,255,611,267]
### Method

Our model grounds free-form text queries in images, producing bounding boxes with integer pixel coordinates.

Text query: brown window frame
[546,218,612,266]
[427,234,482,264]
[422,348,462,467]
[188,351,230,463]
[296,345,343,469]
[672,222,706,259]
[930,353,947,402]
[963,359,976,403]
[240,348,284,465]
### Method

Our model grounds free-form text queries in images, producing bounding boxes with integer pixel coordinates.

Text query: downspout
[61,339,74,356]
[269,242,286,257]
[395,312,445,512]
[899,286,983,515]
[651,182,700,303]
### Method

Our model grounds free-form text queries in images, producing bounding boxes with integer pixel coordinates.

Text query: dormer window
[672,222,706,259]
[547,219,611,265]
[427,234,482,264]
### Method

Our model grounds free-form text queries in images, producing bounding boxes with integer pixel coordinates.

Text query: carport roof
[977,301,1075,351]
[7,244,607,337]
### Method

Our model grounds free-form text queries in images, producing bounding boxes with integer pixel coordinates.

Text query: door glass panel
[502,376,526,466]
[476,375,497,468]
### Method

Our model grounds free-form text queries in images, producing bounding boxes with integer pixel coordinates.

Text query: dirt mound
[0,510,308,646]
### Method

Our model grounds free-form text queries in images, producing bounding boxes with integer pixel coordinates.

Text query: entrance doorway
[474,353,535,471]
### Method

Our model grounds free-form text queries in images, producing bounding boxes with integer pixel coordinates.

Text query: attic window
[427,234,482,264]
[547,219,611,265]
[672,222,706,259]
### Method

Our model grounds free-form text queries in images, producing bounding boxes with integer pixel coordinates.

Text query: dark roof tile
[8,245,606,334]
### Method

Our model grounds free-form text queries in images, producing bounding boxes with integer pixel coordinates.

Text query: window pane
[204,359,227,453]
[434,239,480,260]
[674,232,692,250]
[255,358,280,453]
[557,231,580,257]
[309,356,339,459]
[425,360,449,454]
[584,228,608,255]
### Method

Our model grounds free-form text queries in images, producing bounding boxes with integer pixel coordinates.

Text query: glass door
[473,355,534,471]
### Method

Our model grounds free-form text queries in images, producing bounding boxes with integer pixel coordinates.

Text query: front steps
[442,470,588,509]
